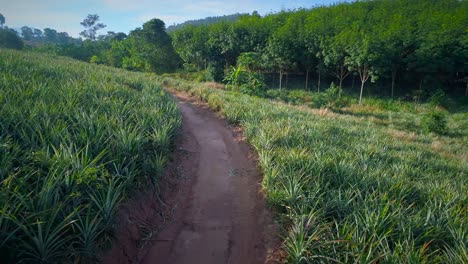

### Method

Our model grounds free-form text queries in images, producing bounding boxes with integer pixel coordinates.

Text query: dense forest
[170,0,467,101]
[166,13,247,32]
[1,0,467,101]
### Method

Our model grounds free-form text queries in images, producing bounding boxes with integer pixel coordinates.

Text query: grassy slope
[163,78,467,263]
[0,50,180,263]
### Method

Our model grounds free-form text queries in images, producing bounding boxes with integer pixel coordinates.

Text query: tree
[123,19,180,73]
[0,29,24,50]
[0,13,5,28]
[21,26,34,41]
[346,34,378,105]
[33,28,43,40]
[265,18,300,90]
[322,37,350,92]
[171,25,209,70]
[44,28,58,43]
[80,14,106,40]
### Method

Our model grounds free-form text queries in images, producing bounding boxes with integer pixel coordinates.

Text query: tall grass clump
[163,77,467,263]
[0,49,180,263]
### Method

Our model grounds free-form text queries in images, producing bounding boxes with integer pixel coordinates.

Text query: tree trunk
[279,70,283,90]
[318,70,321,93]
[391,66,397,98]
[358,65,370,105]
[305,70,309,91]
[417,78,423,104]
[359,80,365,105]
[337,65,350,90]
[285,73,289,90]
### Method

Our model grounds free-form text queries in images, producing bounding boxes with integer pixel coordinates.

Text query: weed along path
[142,92,278,264]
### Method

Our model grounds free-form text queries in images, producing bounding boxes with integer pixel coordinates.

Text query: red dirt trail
[102,91,279,264]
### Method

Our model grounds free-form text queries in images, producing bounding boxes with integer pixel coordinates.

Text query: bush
[224,66,266,96]
[324,83,350,109]
[421,109,448,134]
[205,62,224,82]
[89,55,101,64]
[429,89,446,107]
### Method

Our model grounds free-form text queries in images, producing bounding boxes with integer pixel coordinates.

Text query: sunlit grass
[163,77,467,263]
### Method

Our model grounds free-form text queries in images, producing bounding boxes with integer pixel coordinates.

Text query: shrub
[205,62,224,82]
[224,66,266,96]
[429,89,446,107]
[324,83,350,109]
[421,109,448,134]
[89,55,101,64]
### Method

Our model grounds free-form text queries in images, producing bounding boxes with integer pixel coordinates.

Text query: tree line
[171,0,466,100]
[2,0,466,100]
[52,15,179,74]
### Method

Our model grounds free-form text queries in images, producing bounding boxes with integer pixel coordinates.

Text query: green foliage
[164,78,467,263]
[169,0,467,98]
[323,82,350,109]
[0,29,24,50]
[89,55,101,64]
[79,14,106,40]
[422,110,448,134]
[429,89,447,107]
[205,62,224,82]
[0,50,181,263]
[224,66,266,96]
[0,13,5,27]
[117,19,180,74]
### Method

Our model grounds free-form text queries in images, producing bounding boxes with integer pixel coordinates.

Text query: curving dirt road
[139,92,278,264]
[101,91,278,264]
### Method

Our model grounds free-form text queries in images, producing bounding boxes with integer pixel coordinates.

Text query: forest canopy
[7,0,467,100]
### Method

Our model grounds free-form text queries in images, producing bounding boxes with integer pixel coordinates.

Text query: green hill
[0,49,180,263]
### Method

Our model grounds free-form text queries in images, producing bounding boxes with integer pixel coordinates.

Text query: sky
[1,0,343,37]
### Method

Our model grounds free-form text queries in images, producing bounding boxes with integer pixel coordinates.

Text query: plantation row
[0,50,180,262]
[162,78,467,263]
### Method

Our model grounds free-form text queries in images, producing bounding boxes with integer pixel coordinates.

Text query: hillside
[162,77,467,263]
[0,49,180,263]
[166,13,247,32]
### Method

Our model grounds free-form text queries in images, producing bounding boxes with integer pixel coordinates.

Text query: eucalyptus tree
[0,13,4,27]
[80,14,106,41]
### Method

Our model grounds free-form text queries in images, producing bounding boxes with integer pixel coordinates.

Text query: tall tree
[0,29,24,50]
[124,19,180,73]
[33,28,43,40]
[80,14,106,40]
[172,25,209,70]
[43,28,58,43]
[265,16,301,90]
[346,33,378,105]
[21,26,34,41]
[0,13,5,28]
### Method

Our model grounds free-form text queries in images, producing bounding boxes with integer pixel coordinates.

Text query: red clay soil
[101,91,280,264]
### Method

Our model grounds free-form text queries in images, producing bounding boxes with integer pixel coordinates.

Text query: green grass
[163,77,467,263]
[0,49,181,263]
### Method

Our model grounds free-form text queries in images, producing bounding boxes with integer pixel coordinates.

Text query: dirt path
[138,92,278,264]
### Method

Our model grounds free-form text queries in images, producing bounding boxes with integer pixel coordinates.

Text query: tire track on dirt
[141,91,278,264]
